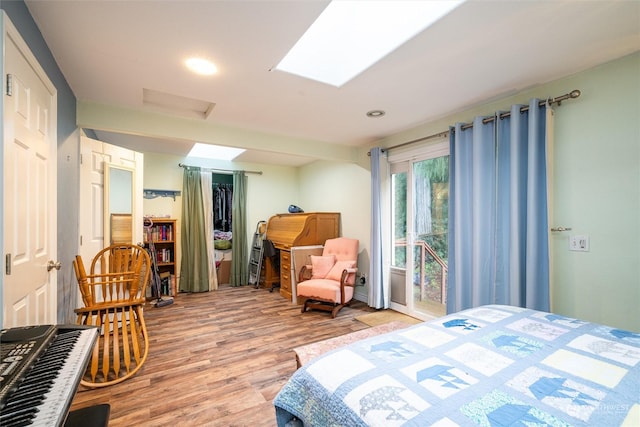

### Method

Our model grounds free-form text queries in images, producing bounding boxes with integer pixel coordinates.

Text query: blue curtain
[369,147,388,308]
[447,99,550,313]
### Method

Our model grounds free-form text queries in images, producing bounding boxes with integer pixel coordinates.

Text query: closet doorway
[213,174,233,284]
[213,173,233,234]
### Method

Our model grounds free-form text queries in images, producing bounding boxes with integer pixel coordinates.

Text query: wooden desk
[265,212,340,300]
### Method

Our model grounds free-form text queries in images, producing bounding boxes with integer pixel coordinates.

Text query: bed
[274,305,640,426]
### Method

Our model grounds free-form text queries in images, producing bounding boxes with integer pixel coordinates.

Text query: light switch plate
[569,235,590,252]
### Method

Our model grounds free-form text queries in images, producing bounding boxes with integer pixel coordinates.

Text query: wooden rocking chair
[73,244,151,388]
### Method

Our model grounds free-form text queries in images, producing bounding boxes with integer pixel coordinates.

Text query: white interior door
[2,14,58,328]
[78,136,143,284]
[79,136,107,268]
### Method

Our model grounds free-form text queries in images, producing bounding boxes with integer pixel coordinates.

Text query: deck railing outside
[395,237,448,304]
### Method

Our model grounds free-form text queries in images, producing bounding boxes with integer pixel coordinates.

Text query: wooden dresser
[265,212,340,300]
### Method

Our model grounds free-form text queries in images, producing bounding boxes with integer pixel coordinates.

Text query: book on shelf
[155,248,172,263]
[146,224,173,242]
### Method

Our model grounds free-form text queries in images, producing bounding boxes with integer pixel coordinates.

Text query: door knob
[550,226,572,232]
[47,260,62,271]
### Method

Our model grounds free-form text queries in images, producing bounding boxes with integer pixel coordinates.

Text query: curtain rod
[372,89,581,155]
[178,163,263,175]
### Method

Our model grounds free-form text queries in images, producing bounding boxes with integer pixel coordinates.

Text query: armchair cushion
[297,279,355,304]
[310,255,336,279]
[325,260,356,281]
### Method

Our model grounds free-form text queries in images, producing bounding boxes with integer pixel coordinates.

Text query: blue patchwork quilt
[274,305,640,426]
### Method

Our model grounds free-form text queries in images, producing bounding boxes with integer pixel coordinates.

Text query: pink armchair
[297,237,359,318]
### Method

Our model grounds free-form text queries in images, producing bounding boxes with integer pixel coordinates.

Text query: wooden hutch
[264,212,340,300]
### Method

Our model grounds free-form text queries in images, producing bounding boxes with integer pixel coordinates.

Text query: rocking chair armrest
[299,265,313,282]
[339,267,358,285]
[74,299,145,314]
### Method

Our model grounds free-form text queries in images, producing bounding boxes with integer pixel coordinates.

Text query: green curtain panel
[180,167,210,292]
[230,171,248,286]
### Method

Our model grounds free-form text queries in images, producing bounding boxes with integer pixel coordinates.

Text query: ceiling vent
[143,88,215,120]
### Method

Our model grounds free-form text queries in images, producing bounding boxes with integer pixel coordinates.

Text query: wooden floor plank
[70,284,374,426]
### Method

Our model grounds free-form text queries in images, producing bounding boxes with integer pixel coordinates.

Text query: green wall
[547,53,639,331]
[298,160,372,301]
[345,52,639,331]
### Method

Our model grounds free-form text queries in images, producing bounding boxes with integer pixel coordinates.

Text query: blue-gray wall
[1,0,76,140]
[2,0,80,323]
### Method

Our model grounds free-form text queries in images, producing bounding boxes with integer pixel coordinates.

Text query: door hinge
[80,235,83,246]
[6,74,13,96]
[5,254,11,275]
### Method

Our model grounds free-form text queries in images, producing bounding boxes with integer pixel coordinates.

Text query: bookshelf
[144,218,177,297]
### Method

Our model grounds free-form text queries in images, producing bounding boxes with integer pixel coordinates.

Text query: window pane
[391,171,407,268]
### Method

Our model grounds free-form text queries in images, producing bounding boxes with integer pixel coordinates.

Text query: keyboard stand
[64,404,111,427]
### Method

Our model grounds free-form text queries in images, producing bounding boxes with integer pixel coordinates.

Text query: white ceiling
[25,0,640,166]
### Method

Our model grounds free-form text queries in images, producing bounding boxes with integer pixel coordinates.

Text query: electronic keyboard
[0,324,98,426]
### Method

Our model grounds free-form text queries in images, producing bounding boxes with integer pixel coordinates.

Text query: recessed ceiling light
[187,143,245,161]
[275,0,464,87]
[367,110,385,118]
[185,57,218,76]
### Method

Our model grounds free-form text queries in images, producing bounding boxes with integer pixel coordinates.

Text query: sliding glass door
[390,140,449,319]
[410,156,448,317]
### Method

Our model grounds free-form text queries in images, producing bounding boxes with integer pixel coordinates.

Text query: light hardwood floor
[70,285,375,426]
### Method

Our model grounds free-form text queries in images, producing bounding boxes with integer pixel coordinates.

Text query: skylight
[275,0,464,87]
[187,143,245,161]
